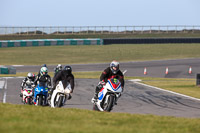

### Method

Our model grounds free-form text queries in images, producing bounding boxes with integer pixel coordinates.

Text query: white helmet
[40,67,48,76]
[27,72,34,80]
[57,64,62,71]
[110,60,119,74]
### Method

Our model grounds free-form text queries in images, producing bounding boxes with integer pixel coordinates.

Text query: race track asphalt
[1,58,200,118]
[11,58,200,78]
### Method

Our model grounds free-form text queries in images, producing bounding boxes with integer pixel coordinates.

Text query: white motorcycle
[92,78,123,112]
[50,81,71,108]
[22,83,34,105]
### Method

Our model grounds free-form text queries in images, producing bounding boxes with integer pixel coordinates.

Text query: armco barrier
[0,67,9,74]
[0,66,16,74]
[103,38,200,45]
[0,39,103,48]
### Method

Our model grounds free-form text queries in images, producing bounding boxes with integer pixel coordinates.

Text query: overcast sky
[0,0,199,26]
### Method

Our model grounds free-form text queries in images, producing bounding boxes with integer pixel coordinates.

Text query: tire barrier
[196,74,200,86]
[0,66,16,74]
[0,39,103,48]
[103,38,200,45]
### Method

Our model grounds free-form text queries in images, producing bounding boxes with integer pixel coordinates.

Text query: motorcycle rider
[54,64,62,77]
[92,60,125,101]
[20,72,35,97]
[48,65,74,100]
[37,64,48,75]
[34,66,52,89]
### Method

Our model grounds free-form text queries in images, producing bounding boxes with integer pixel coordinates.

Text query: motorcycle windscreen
[108,79,121,91]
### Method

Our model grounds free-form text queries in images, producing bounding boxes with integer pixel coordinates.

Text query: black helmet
[43,64,47,67]
[64,66,72,75]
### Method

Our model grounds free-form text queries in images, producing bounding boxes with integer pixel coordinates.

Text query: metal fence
[0,25,200,35]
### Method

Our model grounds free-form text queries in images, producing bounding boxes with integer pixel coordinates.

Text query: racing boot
[91,93,98,103]
[19,89,23,97]
[47,88,53,100]
[68,94,72,100]
[47,93,51,100]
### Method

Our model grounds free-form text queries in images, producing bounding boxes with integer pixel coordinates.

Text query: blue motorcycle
[33,82,49,106]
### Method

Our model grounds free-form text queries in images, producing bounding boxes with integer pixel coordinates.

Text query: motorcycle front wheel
[38,96,43,106]
[56,96,64,108]
[102,94,115,112]
[27,98,31,105]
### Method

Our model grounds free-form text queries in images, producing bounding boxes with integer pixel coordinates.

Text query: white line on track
[1,77,24,103]
[130,80,200,102]
[0,81,4,89]
[12,65,24,67]
[3,78,7,103]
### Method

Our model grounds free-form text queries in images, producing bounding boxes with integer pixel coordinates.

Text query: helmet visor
[42,72,48,75]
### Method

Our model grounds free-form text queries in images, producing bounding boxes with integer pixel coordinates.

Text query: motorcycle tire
[93,104,100,111]
[27,98,31,105]
[57,96,63,108]
[103,95,115,112]
[38,96,43,106]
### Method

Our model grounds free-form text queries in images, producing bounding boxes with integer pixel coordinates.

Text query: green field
[0,103,200,133]
[1,44,200,65]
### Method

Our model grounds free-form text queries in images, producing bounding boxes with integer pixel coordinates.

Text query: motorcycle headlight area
[56,87,64,92]
[64,88,71,94]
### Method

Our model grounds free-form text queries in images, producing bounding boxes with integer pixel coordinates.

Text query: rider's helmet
[110,60,119,74]
[43,64,47,67]
[27,72,34,80]
[57,64,62,71]
[40,67,48,76]
[64,66,72,75]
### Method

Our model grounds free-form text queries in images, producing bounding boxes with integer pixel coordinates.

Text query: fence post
[49,27,51,35]
[167,26,168,33]
[141,26,143,34]
[150,26,152,34]
[175,26,177,33]
[94,26,96,34]
[19,27,21,35]
[12,27,14,35]
[192,26,194,34]
[34,27,36,35]
[27,27,29,35]
[184,25,186,33]
[5,27,7,35]
[132,26,135,34]
[64,27,67,34]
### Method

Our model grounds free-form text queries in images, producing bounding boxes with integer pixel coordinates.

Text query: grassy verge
[139,77,200,99]
[1,44,200,65]
[0,33,200,40]
[0,103,200,133]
